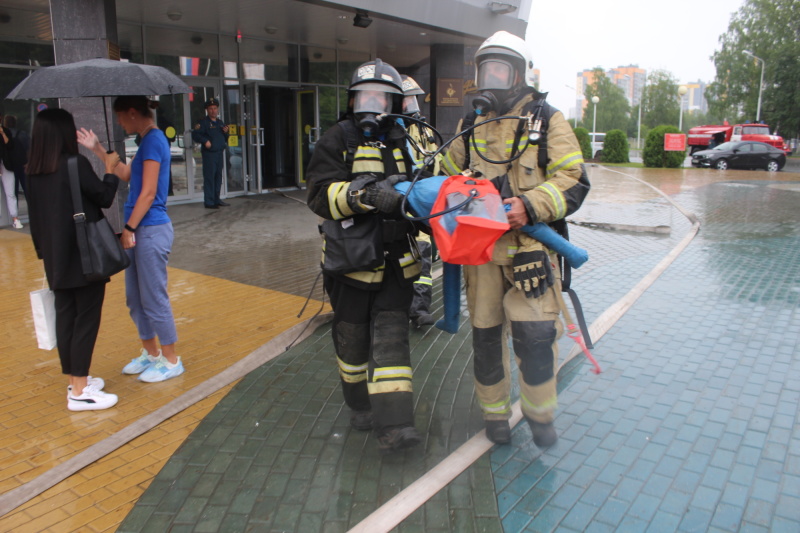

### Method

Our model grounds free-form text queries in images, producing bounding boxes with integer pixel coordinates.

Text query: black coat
[0,126,14,170]
[26,154,119,290]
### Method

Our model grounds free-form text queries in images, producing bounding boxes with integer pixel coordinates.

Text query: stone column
[49,0,126,231]
[430,43,468,142]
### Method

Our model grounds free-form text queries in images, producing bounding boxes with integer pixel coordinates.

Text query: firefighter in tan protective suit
[400,75,440,327]
[442,31,590,447]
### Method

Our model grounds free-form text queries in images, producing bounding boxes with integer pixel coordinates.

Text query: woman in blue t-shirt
[78,95,183,383]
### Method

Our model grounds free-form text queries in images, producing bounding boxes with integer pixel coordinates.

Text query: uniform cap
[204,97,220,108]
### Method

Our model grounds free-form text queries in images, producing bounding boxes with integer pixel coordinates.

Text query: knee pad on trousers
[334,321,370,364]
[372,310,409,368]
[473,324,504,386]
[511,320,557,386]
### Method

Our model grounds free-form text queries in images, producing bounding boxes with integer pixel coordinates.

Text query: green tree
[602,129,629,163]
[573,127,592,160]
[582,68,630,133]
[642,70,681,130]
[707,0,800,138]
[643,125,686,168]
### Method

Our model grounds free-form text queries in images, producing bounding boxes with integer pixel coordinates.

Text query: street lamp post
[565,84,581,128]
[591,96,599,156]
[742,50,765,122]
[678,85,688,131]
[637,76,647,150]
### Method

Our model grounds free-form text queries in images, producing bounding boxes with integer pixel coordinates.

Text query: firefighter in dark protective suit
[306,59,423,454]
[192,97,229,209]
[442,31,590,448]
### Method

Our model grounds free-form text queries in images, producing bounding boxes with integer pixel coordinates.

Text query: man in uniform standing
[306,59,423,454]
[192,97,229,209]
[442,31,590,448]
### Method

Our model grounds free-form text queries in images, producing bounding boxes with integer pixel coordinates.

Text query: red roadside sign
[664,134,686,151]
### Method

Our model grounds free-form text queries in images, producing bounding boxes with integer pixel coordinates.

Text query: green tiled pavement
[118,280,503,532]
[120,175,800,532]
[494,179,800,531]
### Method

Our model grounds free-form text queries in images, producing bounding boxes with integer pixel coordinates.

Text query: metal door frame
[242,81,263,194]
[294,86,320,187]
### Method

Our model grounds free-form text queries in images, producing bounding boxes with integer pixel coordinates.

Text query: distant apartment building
[576,65,646,115]
[682,81,708,114]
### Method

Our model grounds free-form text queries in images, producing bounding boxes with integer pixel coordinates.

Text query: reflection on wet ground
[3,163,800,532]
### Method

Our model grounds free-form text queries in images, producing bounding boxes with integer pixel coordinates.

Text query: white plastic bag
[30,288,57,350]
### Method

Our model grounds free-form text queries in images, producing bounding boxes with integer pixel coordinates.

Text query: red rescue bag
[430,175,510,265]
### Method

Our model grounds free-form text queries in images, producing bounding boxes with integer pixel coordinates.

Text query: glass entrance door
[243,82,263,194]
[239,84,320,193]
[295,87,320,187]
[150,93,187,198]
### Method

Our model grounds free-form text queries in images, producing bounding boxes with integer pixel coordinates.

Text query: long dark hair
[26,108,79,176]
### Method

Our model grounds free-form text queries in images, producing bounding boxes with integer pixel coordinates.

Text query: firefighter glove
[346,174,379,214]
[363,175,405,214]
[512,250,554,298]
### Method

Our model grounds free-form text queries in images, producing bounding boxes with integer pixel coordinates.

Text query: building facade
[0,0,529,223]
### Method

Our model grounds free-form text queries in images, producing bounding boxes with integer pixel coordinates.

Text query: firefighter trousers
[464,259,563,424]
[323,262,415,434]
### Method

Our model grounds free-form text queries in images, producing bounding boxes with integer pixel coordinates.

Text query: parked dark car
[691,140,785,171]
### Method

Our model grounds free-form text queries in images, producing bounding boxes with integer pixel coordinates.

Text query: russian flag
[180,57,200,100]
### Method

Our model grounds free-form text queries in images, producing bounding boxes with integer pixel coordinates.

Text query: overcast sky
[525,0,746,118]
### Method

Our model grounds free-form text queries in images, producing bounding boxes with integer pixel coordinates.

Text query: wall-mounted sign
[437,78,463,107]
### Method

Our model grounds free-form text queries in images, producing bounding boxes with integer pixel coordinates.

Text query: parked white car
[124,135,184,162]
[590,132,605,159]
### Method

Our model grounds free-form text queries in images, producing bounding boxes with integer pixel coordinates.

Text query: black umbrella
[5,58,192,144]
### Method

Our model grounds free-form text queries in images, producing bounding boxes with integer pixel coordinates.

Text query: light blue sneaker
[122,349,159,375]
[138,355,185,383]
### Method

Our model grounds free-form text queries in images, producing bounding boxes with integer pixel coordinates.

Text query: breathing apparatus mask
[473,57,519,116]
[352,83,396,137]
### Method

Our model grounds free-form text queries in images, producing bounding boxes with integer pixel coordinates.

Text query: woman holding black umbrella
[26,108,121,411]
[78,95,184,383]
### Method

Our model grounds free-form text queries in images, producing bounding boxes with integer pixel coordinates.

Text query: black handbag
[68,156,130,281]
[320,215,384,275]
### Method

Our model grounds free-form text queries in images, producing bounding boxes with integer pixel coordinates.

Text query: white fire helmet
[475,31,535,90]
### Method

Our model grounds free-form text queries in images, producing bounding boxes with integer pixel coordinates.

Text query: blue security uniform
[191,99,228,207]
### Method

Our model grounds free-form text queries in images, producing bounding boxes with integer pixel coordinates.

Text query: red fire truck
[687,122,790,154]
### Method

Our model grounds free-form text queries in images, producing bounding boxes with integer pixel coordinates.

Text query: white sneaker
[68,385,118,411]
[67,376,105,398]
[12,219,23,229]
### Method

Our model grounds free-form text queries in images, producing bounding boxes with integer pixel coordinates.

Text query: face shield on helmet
[476,58,517,91]
[352,83,394,115]
[402,95,420,115]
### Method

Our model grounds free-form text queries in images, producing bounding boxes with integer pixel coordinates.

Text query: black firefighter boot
[485,419,511,445]
[528,419,558,448]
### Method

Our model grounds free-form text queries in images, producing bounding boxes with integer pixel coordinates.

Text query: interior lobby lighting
[353,11,372,28]
[166,9,182,21]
